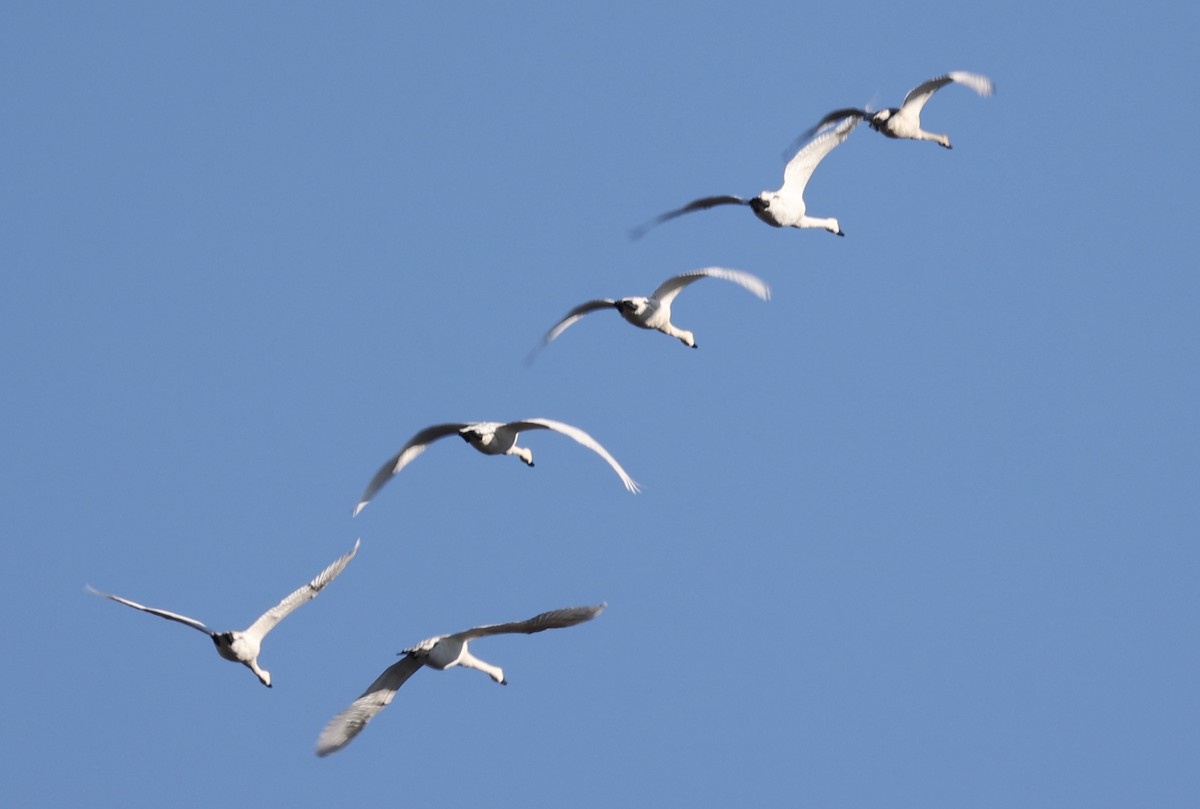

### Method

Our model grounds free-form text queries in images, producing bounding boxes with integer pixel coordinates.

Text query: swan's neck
[458,647,506,684]
[797,215,842,236]
[662,324,695,347]
[918,131,951,148]
[248,659,272,688]
[507,445,534,466]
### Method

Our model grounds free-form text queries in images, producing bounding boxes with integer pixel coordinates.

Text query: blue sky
[2,2,1197,807]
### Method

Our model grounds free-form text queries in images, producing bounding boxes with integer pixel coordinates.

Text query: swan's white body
[534,267,770,353]
[805,71,995,149]
[354,418,639,515]
[315,603,605,756]
[631,115,859,238]
[86,539,360,687]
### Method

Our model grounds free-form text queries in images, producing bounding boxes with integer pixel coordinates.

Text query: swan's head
[513,446,534,467]
[678,331,697,349]
[257,669,272,688]
[827,218,844,237]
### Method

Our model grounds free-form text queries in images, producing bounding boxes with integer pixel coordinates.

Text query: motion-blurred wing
[901,71,994,115]
[507,418,640,493]
[629,195,748,240]
[784,108,869,157]
[650,267,771,308]
[780,115,859,199]
[354,423,469,516]
[315,655,425,757]
[538,299,619,347]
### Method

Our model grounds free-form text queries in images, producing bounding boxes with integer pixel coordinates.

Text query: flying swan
[630,114,860,239]
[86,538,360,687]
[315,603,606,756]
[531,267,771,355]
[800,71,995,150]
[353,419,639,516]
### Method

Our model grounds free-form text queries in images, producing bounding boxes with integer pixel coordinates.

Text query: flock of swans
[87,70,993,757]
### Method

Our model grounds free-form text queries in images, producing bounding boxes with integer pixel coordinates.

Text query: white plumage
[86,538,360,687]
[315,603,605,756]
[631,115,860,238]
[532,266,771,355]
[354,418,640,515]
[802,71,995,149]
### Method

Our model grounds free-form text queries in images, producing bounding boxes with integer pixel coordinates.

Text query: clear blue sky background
[2,2,1197,807]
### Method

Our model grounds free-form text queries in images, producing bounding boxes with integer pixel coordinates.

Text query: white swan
[354,418,639,516]
[315,603,605,756]
[802,71,995,149]
[532,267,771,354]
[630,115,860,239]
[86,538,360,687]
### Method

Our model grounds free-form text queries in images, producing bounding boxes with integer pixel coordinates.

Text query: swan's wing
[900,72,994,115]
[783,108,870,158]
[243,539,360,642]
[629,195,748,240]
[354,423,469,516]
[450,603,607,642]
[944,71,995,98]
[525,299,620,365]
[507,418,640,493]
[314,654,425,757]
[539,299,619,347]
[85,585,213,635]
[779,115,859,199]
[650,267,771,308]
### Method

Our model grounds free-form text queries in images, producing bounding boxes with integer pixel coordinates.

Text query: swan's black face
[869,110,895,131]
